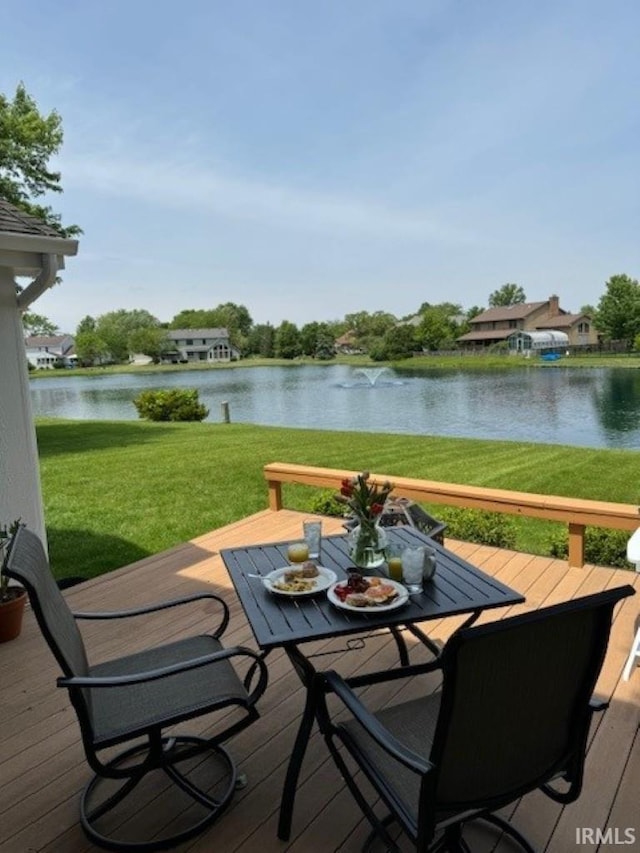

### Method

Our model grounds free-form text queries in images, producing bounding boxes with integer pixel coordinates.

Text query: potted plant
[0,520,27,643]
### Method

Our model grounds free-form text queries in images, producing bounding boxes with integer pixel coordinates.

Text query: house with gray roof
[165,328,240,363]
[25,334,76,369]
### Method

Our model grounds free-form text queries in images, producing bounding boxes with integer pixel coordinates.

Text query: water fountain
[354,367,389,386]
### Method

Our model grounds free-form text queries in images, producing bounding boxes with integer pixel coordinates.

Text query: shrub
[309,489,345,517]
[548,526,632,568]
[436,507,518,549]
[133,389,209,422]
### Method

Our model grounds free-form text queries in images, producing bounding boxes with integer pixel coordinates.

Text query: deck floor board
[1,509,638,853]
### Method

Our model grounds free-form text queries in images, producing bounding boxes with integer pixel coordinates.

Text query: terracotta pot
[0,589,27,643]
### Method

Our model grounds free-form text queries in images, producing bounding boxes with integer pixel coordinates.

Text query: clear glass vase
[347,520,388,570]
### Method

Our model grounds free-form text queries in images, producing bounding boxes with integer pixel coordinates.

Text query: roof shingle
[0,198,65,239]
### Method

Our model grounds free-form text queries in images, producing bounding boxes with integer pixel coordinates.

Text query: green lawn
[36,418,640,582]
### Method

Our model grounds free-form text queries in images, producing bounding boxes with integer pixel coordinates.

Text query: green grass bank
[36,418,640,582]
[29,350,640,382]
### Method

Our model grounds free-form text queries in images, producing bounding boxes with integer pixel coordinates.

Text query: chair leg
[475,813,535,853]
[622,627,640,681]
[81,735,237,851]
[362,813,402,852]
[432,824,473,852]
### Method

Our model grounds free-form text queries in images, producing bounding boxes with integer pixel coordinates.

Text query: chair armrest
[57,645,267,697]
[72,592,230,636]
[319,670,433,776]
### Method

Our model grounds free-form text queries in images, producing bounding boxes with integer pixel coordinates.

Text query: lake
[29,364,640,450]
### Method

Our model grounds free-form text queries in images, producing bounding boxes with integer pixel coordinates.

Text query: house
[334,330,363,354]
[164,328,239,363]
[533,311,597,347]
[129,353,154,366]
[457,295,598,349]
[24,333,76,369]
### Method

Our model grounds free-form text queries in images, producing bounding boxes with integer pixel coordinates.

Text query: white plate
[263,566,337,597]
[327,577,409,613]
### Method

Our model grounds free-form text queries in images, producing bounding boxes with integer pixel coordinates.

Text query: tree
[299,322,321,356]
[343,310,397,352]
[275,321,301,359]
[22,312,58,335]
[128,327,172,363]
[314,326,336,360]
[95,309,161,362]
[213,302,252,336]
[594,274,640,346]
[75,330,109,366]
[416,307,458,351]
[344,310,397,338]
[76,315,97,335]
[246,323,275,357]
[488,284,526,307]
[370,325,416,361]
[0,82,80,236]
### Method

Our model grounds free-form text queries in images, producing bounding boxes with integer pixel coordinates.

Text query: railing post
[268,479,283,511]
[568,522,586,567]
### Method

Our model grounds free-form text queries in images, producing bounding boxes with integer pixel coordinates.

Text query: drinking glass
[423,547,437,582]
[385,542,405,583]
[303,520,322,560]
[287,542,309,564]
[402,546,426,594]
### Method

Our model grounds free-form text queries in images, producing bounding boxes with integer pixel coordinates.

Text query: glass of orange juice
[287,541,309,564]
[385,541,405,582]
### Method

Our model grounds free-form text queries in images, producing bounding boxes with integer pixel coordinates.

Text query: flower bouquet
[337,472,394,568]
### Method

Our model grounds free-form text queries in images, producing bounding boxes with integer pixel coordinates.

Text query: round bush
[133,389,209,422]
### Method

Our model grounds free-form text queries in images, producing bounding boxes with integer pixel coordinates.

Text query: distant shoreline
[29,351,640,381]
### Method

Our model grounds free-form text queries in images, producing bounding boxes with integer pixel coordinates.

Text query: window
[186,339,193,346]
[578,322,590,334]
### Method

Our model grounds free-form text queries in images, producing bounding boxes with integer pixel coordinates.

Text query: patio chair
[4,526,268,851]
[314,585,634,852]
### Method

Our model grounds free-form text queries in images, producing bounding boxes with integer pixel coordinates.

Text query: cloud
[62,151,482,246]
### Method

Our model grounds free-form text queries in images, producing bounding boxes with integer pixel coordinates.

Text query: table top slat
[221,528,524,649]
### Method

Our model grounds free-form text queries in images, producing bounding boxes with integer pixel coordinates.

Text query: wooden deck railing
[264,462,639,568]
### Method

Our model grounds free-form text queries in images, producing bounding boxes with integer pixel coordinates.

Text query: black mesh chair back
[4,526,91,722]
[317,584,634,853]
[432,593,618,814]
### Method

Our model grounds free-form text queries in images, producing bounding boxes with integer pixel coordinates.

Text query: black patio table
[220,526,525,840]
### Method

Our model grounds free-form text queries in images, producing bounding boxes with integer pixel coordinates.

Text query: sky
[2,0,639,334]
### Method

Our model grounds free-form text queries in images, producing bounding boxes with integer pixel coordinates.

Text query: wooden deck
[2,509,639,853]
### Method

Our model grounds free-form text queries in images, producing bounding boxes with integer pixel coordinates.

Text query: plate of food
[327,575,409,613]
[263,562,337,597]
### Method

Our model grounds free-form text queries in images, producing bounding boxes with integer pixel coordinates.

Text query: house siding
[458,298,598,348]
[24,335,76,369]
[165,328,239,363]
